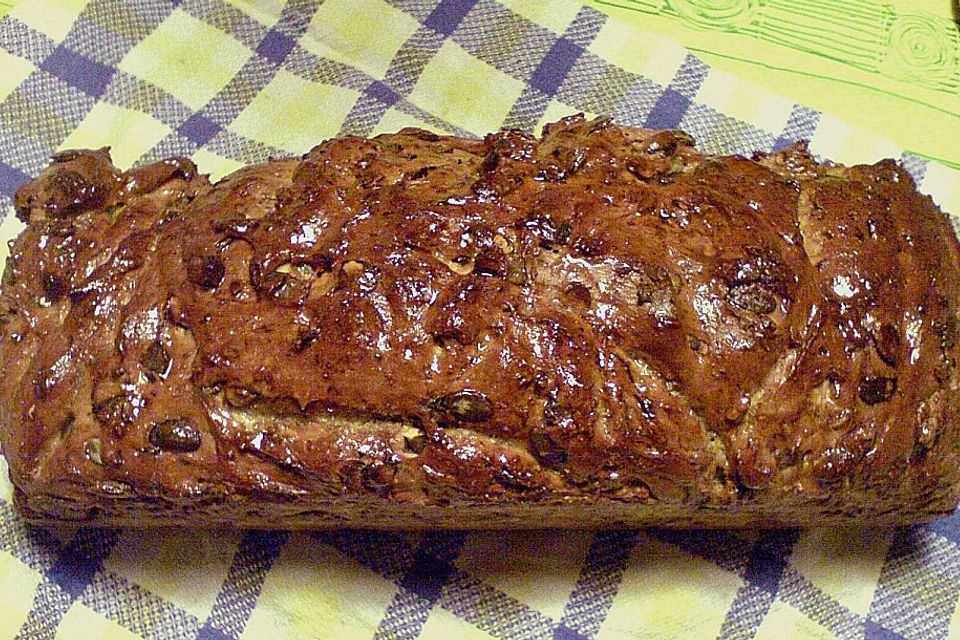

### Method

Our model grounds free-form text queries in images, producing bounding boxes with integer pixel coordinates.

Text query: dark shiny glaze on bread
[2,115,959,527]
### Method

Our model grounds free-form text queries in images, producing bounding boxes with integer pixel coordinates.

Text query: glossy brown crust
[2,115,959,528]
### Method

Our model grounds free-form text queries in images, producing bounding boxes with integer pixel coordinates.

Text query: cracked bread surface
[2,114,959,528]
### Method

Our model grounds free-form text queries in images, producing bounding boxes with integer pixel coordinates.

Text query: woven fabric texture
[0,1,959,638]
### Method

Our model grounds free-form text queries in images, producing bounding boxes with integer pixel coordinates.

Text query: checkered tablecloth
[1,1,960,639]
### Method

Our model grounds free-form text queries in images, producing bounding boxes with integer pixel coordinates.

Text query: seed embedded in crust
[186,255,225,290]
[148,419,202,452]
[140,341,171,377]
[433,390,493,423]
[530,432,568,467]
[41,271,67,302]
[84,438,103,465]
[858,376,897,405]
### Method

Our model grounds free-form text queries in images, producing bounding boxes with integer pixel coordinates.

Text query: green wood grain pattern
[590,0,960,166]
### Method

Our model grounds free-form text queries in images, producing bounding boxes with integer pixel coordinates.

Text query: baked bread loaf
[2,114,959,528]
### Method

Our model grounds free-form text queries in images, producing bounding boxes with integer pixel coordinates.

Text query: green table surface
[587,0,960,168]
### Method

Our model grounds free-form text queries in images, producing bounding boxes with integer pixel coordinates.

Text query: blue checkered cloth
[0,1,959,639]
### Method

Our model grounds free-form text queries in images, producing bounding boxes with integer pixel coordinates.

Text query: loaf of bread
[2,114,959,528]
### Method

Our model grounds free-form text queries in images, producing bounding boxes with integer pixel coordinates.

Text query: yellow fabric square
[10,0,89,42]
[948,597,960,640]
[588,19,688,87]
[806,113,855,165]
[302,0,419,79]
[696,69,794,136]
[850,133,901,166]
[0,551,41,638]
[241,534,398,640]
[222,0,285,27]
[754,599,835,640]
[191,148,245,182]
[597,533,742,640]
[457,531,592,619]
[789,528,893,617]
[922,161,960,217]
[58,102,171,169]
[506,0,580,34]
[0,50,34,103]
[373,107,439,136]
[420,604,493,640]
[230,69,359,153]
[408,40,526,135]
[56,602,141,640]
[104,529,239,620]
[0,456,13,503]
[810,117,904,168]
[118,9,252,111]
[536,100,596,134]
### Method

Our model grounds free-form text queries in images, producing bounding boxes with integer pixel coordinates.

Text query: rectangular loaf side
[2,115,959,528]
